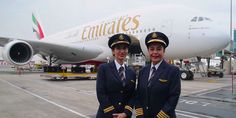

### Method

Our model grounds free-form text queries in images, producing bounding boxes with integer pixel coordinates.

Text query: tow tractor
[207,68,224,78]
[41,65,97,80]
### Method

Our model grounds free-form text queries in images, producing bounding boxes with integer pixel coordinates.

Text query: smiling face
[112,44,129,63]
[148,43,165,65]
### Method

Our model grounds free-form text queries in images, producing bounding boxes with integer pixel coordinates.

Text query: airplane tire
[180,70,189,80]
[180,70,194,80]
[219,72,223,78]
[188,71,194,80]
[207,72,211,77]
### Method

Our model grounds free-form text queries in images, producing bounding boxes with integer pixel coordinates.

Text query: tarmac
[0,71,235,118]
[183,74,236,102]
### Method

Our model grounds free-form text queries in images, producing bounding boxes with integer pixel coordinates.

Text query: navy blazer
[96,61,136,118]
[135,60,181,118]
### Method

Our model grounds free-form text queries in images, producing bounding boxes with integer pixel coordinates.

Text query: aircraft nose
[209,25,231,50]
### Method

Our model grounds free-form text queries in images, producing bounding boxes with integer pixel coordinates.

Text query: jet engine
[2,40,34,66]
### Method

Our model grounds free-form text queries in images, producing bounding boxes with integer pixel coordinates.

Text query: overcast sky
[0,0,235,39]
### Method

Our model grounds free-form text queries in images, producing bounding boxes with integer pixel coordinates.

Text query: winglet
[32,13,45,40]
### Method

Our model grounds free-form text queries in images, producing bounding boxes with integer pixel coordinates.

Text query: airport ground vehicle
[40,72,96,80]
[207,68,224,78]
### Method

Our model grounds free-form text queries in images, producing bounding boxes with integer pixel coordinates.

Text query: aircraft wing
[0,36,103,64]
[0,37,13,46]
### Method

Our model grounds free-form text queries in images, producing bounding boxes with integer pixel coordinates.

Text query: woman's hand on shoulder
[113,113,127,118]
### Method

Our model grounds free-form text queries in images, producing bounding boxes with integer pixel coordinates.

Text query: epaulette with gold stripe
[103,106,115,113]
[135,108,143,116]
[157,110,169,118]
[125,105,132,112]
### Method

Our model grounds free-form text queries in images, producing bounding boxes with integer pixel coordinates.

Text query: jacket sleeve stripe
[125,105,132,112]
[157,112,165,118]
[157,110,170,118]
[135,108,144,116]
[103,106,115,113]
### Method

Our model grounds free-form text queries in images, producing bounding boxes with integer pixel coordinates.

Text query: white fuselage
[39,5,230,63]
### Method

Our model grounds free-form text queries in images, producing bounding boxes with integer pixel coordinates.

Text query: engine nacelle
[2,40,34,66]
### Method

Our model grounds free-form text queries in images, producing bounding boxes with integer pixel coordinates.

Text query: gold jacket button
[118,102,122,105]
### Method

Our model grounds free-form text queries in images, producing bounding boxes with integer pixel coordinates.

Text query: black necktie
[148,66,156,86]
[119,66,126,86]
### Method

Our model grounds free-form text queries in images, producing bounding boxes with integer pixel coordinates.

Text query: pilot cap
[145,32,169,48]
[108,33,131,48]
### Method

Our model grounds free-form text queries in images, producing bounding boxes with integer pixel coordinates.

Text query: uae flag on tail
[32,13,45,40]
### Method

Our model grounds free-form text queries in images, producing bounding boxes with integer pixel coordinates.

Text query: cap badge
[152,32,158,38]
[119,34,124,40]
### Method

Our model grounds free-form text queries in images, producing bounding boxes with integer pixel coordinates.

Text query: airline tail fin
[32,13,45,40]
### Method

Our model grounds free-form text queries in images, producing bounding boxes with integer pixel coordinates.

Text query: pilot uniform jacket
[135,60,181,118]
[96,61,136,118]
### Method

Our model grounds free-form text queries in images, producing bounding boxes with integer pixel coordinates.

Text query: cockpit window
[204,17,212,21]
[198,17,203,21]
[191,16,198,22]
[191,16,212,22]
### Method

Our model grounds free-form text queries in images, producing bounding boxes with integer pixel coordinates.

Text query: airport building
[223,29,236,74]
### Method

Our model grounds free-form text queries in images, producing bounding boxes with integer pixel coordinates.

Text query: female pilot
[96,33,136,118]
[135,32,181,118]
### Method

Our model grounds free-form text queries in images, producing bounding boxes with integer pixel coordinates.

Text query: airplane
[0,4,230,80]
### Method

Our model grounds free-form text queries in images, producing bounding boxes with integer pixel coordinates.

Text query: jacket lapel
[149,60,167,88]
[109,61,120,82]
[125,65,129,81]
[143,65,151,87]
